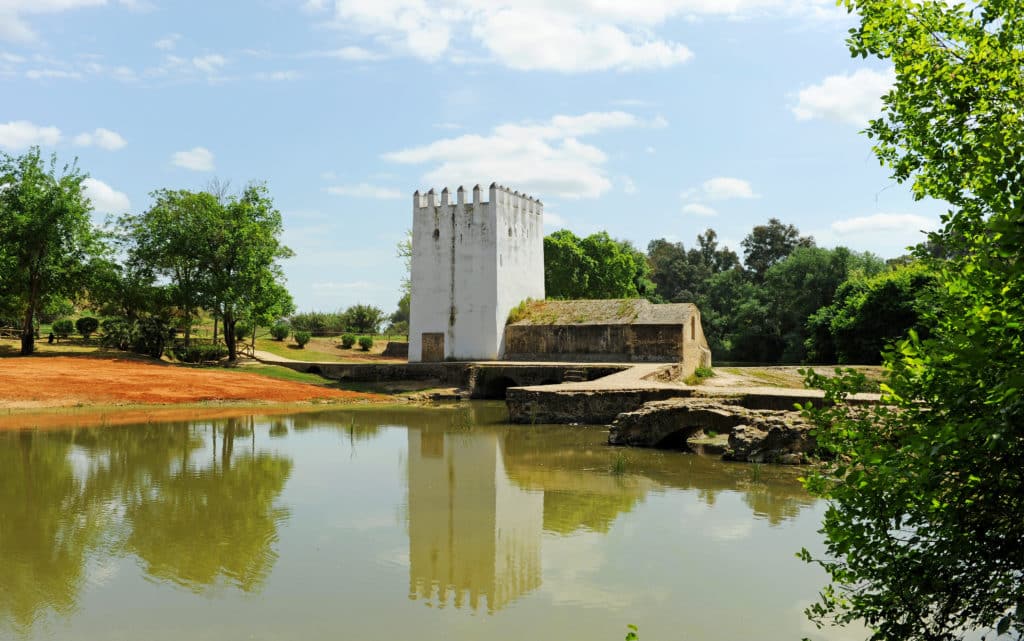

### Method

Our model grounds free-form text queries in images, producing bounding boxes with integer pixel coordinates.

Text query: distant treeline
[543,219,939,365]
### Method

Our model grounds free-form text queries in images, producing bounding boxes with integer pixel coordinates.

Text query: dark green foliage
[51,319,73,340]
[100,318,136,351]
[647,229,740,302]
[234,322,251,341]
[132,317,172,359]
[806,262,936,364]
[0,148,105,355]
[544,230,652,299]
[172,343,228,363]
[269,322,290,341]
[340,334,356,349]
[385,320,408,336]
[75,316,99,340]
[293,331,311,348]
[740,217,815,282]
[342,304,385,334]
[357,336,373,351]
[799,1,1024,638]
[290,311,346,335]
[390,292,410,325]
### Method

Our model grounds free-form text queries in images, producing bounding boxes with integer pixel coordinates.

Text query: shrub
[294,331,311,348]
[133,317,172,359]
[101,318,136,351]
[172,343,228,363]
[270,322,290,341]
[234,322,251,341]
[342,304,386,334]
[340,333,356,349]
[358,336,373,351]
[75,316,99,340]
[385,320,408,337]
[52,319,74,340]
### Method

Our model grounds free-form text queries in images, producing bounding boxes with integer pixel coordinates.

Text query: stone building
[408,184,545,362]
[503,299,712,374]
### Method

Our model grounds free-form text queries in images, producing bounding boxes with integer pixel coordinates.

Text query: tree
[397,229,412,297]
[120,189,220,345]
[544,230,652,299]
[342,303,385,334]
[801,1,1024,639]
[203,184,293,361]
[805,262,937,364]
[0,148,104,355]
[648,229,740,303]
[740,218,814,282]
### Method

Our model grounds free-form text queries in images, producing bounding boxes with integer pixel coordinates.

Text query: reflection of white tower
[407,429,543,612]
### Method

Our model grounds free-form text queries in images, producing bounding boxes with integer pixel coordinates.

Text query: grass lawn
[255,334,406,362]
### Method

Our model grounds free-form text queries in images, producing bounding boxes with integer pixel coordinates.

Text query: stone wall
[503,324,684,362]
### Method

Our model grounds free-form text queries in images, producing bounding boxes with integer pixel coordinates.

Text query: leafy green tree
[740,218,814,282]
[763,246,885,362]
[805,262,936,364]
[203,184,293,360]
[801,1,1024,639]
[342,303,385,334]
[0,148,105,355]
[75,316,99,340]
[119,189,220,345]
[544,230,651,299]
[648,229,740,303]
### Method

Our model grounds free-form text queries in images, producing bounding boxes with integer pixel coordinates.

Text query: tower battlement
[413,184,543,215]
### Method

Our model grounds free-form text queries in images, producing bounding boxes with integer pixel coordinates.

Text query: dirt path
[0,355,386,410]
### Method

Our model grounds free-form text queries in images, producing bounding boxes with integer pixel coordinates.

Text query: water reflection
[0,420,292,636]
[0,404,823,640]
[407,427,543,613]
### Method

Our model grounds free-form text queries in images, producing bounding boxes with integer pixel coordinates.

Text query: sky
[0,0,943,314]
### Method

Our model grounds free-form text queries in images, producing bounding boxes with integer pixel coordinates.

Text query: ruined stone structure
[503,299,712,373]
[408,185,544,362]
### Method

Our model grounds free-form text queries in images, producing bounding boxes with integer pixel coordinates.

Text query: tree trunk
[224,314,237,361]
[213,317,218,344]
[20,305,34,356]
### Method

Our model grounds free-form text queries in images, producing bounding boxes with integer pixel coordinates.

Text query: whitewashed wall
[408,184,544,361]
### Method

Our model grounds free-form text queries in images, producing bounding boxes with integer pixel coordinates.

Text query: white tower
[408,184,545,362]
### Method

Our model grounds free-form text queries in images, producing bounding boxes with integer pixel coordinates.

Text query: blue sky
[0,0,941,314]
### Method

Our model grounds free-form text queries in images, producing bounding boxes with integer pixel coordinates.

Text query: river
[0,403,853,641]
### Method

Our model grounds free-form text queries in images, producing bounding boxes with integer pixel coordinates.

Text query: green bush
[340,333,356,349]
[234,322,251,341]
[358,336,373,351]
[75,316,99,340]
[100,318,136,350]
[133,317,172,359]
[270,322,290,341]
[294,331,311,348]
[52,319,74,340]
[172,343,228,363]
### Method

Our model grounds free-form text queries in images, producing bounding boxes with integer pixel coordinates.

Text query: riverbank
[0,354,392,430]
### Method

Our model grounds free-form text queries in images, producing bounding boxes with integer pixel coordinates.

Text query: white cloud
[0,0,148,43]
[25,68,82,80]
[304,46,383,61]
[831,213,936,235]
[384,111,659,199]
[326,183,402,199]
[73,127,127,150]
[310,0,838,71]
[171,146,215,171]
[154,33,180,50]
[254,70,301,81]
[792,68,895,125]
[687,176,757,201]
[472,8,692,71]
[82,177,130,214]
[621,176,637,194]
[682,203,717,216]
[192,54,226,74]
[544,211,566,228]
[0,120,61,150]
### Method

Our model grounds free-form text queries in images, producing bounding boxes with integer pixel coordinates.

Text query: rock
[607,397,817,465]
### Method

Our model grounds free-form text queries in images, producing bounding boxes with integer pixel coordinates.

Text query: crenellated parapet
[413,184,543,215]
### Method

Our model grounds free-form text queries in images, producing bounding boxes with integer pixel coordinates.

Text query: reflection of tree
[501,425,815,531]
[122,419,293,593]
[0,417,294,636]
[0,432,106,634]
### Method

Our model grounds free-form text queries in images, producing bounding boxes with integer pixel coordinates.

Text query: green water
[0,403,845,641]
